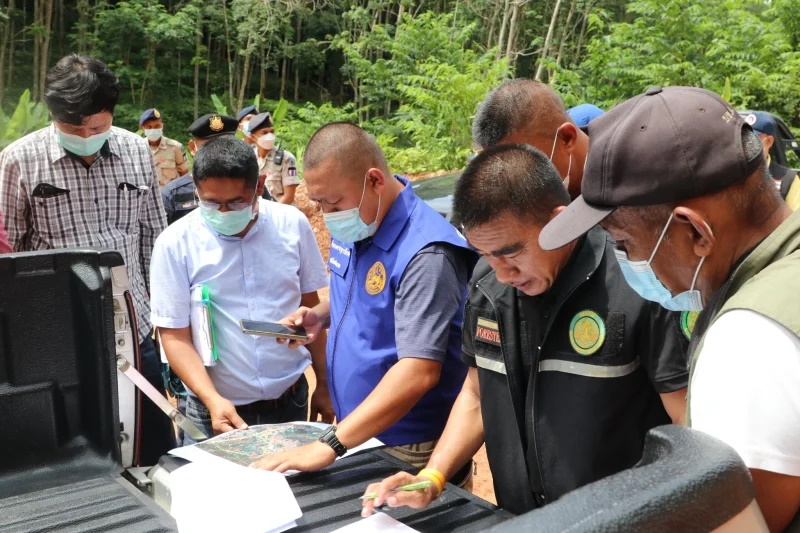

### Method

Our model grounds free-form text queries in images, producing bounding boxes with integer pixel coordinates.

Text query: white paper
[170,460,301,533]
[331,513,420,533]
[169,421,384,475]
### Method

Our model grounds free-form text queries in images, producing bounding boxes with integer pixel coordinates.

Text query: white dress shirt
[150,199,329,404]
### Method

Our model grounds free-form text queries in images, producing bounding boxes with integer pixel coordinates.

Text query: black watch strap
[319,426,347,457]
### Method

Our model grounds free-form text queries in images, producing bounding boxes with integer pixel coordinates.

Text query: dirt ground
[294,171,496,505]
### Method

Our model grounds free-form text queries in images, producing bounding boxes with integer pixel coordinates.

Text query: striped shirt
[0,124,167,342]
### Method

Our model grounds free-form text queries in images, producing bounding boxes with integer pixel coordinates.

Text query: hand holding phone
[239,319,309,341]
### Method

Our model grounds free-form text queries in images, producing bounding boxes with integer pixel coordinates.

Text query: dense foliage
[1,0,798,173]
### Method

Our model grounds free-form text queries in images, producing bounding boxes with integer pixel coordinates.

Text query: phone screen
[240,320,308,339]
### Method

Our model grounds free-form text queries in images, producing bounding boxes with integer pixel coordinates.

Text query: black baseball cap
[539,86,764,250]
[188,113,239,139]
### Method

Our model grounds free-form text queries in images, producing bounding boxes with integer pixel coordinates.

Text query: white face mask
[143,128,163,142]
[257,133,276,151]
[549,125,572,189]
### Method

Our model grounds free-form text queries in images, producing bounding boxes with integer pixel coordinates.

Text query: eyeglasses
[197,192,256,211]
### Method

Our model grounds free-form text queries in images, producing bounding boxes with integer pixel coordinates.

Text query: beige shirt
[257,147,299,199]
[150,136,189,187]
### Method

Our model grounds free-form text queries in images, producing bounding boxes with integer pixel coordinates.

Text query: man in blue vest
[251,122,476,482]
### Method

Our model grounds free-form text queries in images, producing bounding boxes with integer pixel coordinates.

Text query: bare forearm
[300,292,328,386]
[426,369,484,480]
[336,359,441,449]
[161,328,221,406]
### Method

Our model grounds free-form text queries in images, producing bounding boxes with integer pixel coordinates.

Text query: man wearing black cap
[244,112,299,205]
[140,108,189,187]
[744,111,799,200]
[236,105,259,146]
[161,113,239,224]
[540,86,800,531]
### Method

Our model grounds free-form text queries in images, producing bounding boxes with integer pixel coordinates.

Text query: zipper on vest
[330,250,358,415]
[476,281,543,508]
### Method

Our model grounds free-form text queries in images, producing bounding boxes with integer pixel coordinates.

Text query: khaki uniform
[257,147,299,201]
[150,136,189,187]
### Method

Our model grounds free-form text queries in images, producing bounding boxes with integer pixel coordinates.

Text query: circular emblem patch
[681,311,699,340]
[569,310,606,356]
[365,261,386,295]
[153,109,161,119]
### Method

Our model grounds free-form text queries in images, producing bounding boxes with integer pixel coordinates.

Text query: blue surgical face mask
[200,198,257,236]
[323,172,381,243]
[614,213,707,312]
[55,127,112,157]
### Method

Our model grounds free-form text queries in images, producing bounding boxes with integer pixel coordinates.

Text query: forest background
[1,0,799,173]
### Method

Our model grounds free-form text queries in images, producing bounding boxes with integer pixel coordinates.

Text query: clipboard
[191,285,219,366]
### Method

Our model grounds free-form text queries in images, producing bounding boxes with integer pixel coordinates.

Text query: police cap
[139,108,162,125]
[236,105,259,122]
[247,112,273,133]
[188,114,239,139]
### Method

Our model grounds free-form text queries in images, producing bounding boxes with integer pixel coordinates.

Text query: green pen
[360,480,432,500]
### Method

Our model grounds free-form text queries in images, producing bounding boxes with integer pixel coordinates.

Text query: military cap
[236,105,260,122]
[187,114,239,139]
[139,108,162,125]
[246,112,273,133]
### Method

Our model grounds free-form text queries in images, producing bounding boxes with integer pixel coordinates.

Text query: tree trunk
[38,0,54,101]
[259,47,266,101]
[221,0,234,111]
[236,35,253,112]
[279,30,288,100]
[496,0,511,59]
[505,0,519,61]
[396,1,404,26]
[554,0,576,68]
[573,4,591,65]
[293,15,301,102]
[0,0,14,108]
[535,0,563,81]
[32,0,40,101]
[204,30,211,98]
[193,15,202,119]
[487,0,501,49]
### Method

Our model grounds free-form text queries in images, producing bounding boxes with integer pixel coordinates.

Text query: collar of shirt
[538,227,605,304]
[369,175,415,252]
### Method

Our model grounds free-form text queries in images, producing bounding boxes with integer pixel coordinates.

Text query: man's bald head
[473,79,572,148]
[303,122,389,177]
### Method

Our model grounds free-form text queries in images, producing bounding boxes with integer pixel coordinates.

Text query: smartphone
[239,319,308,341]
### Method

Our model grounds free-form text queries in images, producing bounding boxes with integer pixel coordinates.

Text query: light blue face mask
[200,199,256,236]
[323,173,381,243]
[614,213,707,312]
[55,127,112,157]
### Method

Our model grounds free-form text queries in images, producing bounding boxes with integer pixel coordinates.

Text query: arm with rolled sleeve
[138,150,168,291]
[636,303,690,423]
[0,149,29,251]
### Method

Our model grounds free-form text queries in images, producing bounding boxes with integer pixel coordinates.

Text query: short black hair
[44,54,120,125]
[192,136,259,189]
[453,143,571,230]
[473,79,570,148]
[303,121,388,174]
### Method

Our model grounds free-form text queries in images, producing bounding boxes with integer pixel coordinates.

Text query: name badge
[329,239,352,277]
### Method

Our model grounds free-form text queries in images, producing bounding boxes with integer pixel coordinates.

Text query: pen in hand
[360,480,432,500]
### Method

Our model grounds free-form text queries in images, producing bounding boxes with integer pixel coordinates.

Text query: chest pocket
[114,187,145,232]
[157,159,176,168]
[541,311,639,378]
[30,192,73,245]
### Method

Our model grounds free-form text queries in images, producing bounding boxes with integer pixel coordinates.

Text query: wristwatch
[319,426,348,457]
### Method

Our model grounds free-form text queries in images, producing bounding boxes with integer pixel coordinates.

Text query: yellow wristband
[417,468,445,496]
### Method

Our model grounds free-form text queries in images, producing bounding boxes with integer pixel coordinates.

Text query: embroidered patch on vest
[365,261,386,295]
[681,311,698,340]
[475,317,501,346]
[569,310,606,356]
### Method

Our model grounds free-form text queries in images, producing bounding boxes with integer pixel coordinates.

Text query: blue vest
[327,177,473,446]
